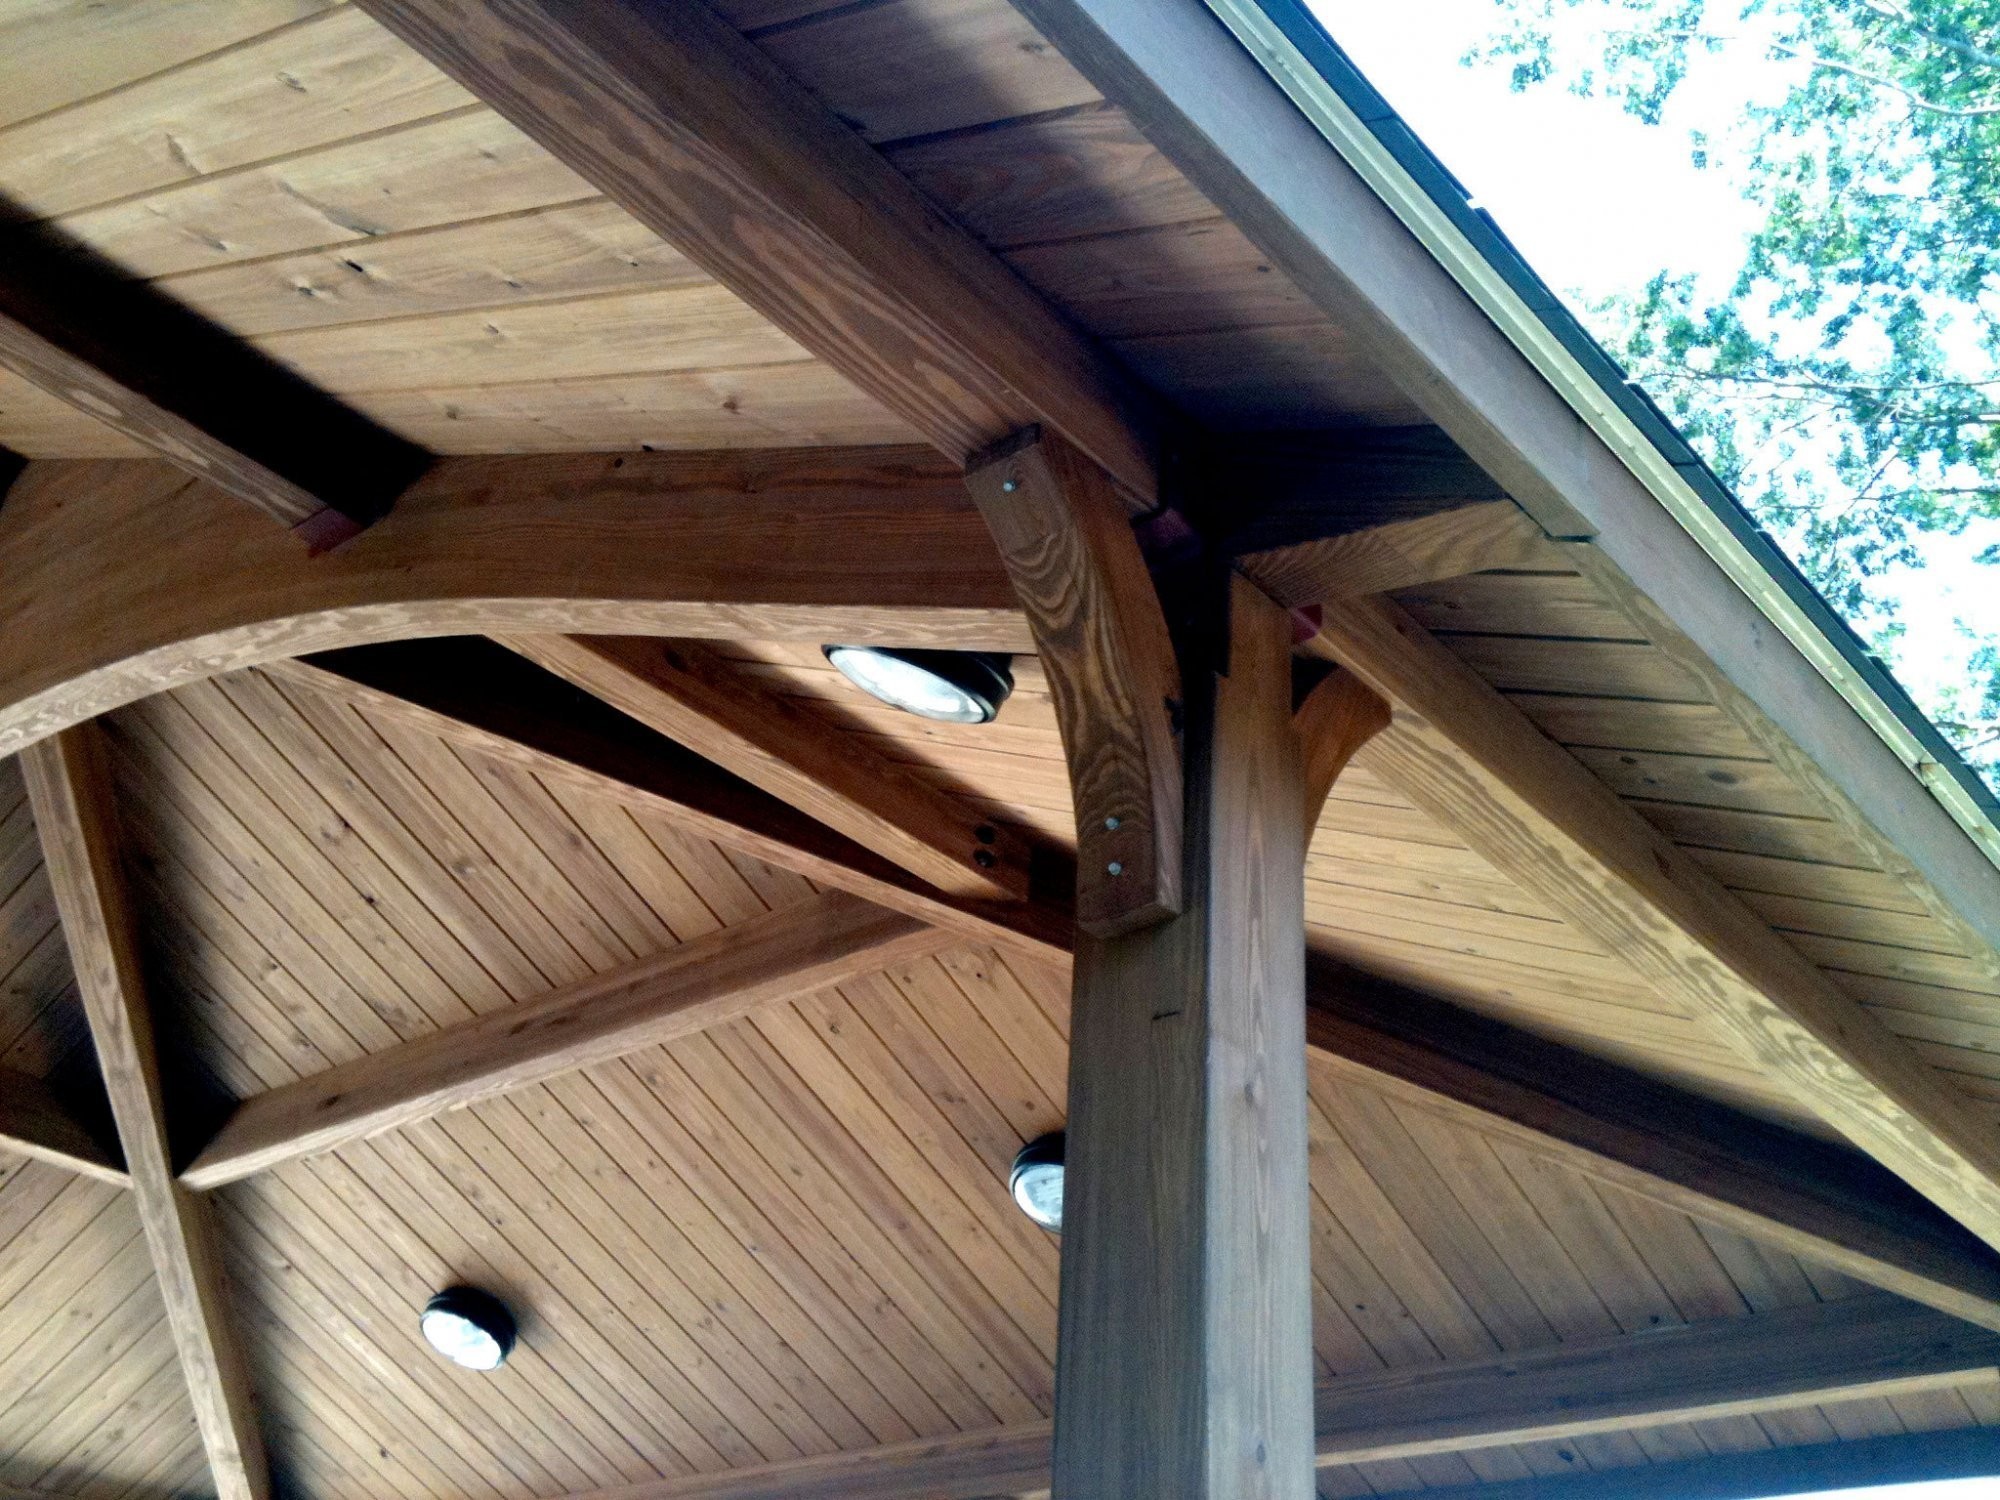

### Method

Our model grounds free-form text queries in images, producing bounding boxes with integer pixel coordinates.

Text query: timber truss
[3,1,2000,1497]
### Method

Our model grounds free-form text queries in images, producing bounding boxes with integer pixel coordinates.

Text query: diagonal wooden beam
[263,642,1076,965]
[350,0,1163,505]
[0,218,425,545]
[182,891,948,1189]
[1310,595,2000,1256]
[555,1296,2000,1499]
[20,725,269,1500]
[1304,962,2000,1333]
[964,429,1185,934]
[0,1064,128,1187]
[499,635,1034,903]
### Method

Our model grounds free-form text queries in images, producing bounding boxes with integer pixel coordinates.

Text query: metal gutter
[1209,0,2000,869]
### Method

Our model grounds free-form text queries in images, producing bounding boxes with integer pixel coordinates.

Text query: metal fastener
[1107,861,1124,876]
[1104,816,1120,831]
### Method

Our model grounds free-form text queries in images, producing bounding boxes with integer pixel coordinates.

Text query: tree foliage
[1471,0,2000,778]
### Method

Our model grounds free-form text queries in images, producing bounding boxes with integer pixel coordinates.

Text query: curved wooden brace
[0,449,1031,757]
[965,428,1184,936]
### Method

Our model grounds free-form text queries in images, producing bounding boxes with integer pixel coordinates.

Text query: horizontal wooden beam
[0,1065,127,1186]
[1240,498,1548,606]
[500,635,1034,903]
[559,1296,2000,1499]
[1307,963,2000,1329]
[263,642,1076,966]
[183,891,944,1188]
[353,0,1163,504]
[21,726,270,1500]
[0,217,423,541]
[0,449,1029,758]
[1310,597,2000,1256]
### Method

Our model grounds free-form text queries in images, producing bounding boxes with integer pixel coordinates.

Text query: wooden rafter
[263,643,1076,965]
[19,726,269,1500]
[350,0,1164,504]
[0,220,424,544]
[181,892,948,1189]
[964,429,1185,934]
[1306,964,2000,1332]
[0,451,1029,758]
[499,635,1034,903]
[0,1065,126,1186]
[265,641,2000,1326]
[1310,595,2000,1255]
[550,1296,2000,1499]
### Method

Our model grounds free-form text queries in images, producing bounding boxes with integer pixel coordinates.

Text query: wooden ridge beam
[965,429,1184,934]
[20,726,270,1500]
[500,635,1034,903]
[0,1065,127,1186]
[263,642,1076,966]
[1309,595,2000,1255]
[0,218,424,543]
[0,449,1029,758]
[562,1296,2000,1499]
[350,0,1163,504]
[183,892,947,1189]
[1304,963,2000,1332]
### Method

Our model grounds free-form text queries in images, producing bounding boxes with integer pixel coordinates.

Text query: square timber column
[1052,574,1315,1498]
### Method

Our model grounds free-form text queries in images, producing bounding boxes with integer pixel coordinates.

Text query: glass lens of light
[421,1307,506,1370]
[825,647,990,723]
[1012,1161,1064,1230]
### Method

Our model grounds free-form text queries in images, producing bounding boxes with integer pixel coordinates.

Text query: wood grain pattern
[552,1296,2000,1497]
[501,636,1032,902]
[1304,963,2000,1332]
[1242,500,1552,606]
[0,451,1031,758]
[19,726,269,1500]
[267,641,1077,965]
[965,428,1182,934]
[351,0,1163,500]
[0,1065,125,1186]
[1311,596,2000,1256]
[1295,667,1390,829]
[183,891,947,1187]
[1055,577,1311,1499]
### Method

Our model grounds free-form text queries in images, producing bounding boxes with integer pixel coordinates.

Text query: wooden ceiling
[5,1,2000,1499]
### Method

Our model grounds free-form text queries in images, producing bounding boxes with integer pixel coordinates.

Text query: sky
[1307,0,1999,713]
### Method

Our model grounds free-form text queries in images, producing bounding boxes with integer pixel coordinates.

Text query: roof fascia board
[1205,0,2000,875]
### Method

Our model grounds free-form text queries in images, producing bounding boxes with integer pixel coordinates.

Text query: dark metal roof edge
[1251,0,2000,820]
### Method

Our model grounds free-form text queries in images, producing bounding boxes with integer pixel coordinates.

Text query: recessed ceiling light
[1010,1132,1065,1232]
[823,647,1013,724]
[420,1287,516,1371]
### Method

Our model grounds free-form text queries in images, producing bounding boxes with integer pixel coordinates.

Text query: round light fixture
[420,1286,516,1371]
[822,647,1013,724]
[1010,1131,1065,1232]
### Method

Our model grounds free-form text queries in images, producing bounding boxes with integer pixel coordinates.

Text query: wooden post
[1053,575,1314,1498]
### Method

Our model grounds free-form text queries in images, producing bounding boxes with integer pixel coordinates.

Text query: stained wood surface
[0,1065,124,1186]
[1295,668,1391,829]
[1055,577,1311,1498]
[351,0,1161,500]
[1312,595,2000,1258]
[264,644,1076,966]
[964,429,1183,934]
[185,892,947,1187]
[501,636,1032,903]
[20,726,270,1500]
[1304,965,2000,1332]
[0,453,1030,758]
